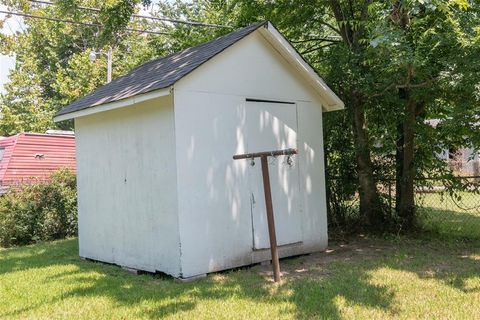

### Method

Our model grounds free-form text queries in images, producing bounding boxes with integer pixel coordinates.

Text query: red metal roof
[0,133,76,186]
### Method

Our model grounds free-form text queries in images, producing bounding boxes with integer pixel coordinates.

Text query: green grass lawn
[1,237,479,319]
[417,191,480,239]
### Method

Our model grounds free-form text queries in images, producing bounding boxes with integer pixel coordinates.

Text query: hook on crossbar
[232,147,298,282]
[232,148,297,160]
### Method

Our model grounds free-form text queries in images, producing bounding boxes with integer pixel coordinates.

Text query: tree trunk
[397,93,416,229]
[351,92,383,227]
[329,0,383,227]
[392,0,423,230]
[395,122,404,216]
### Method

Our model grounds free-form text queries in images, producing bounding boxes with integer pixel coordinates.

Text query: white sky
[0,5,23,93]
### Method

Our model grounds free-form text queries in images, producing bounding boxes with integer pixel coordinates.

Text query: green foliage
[323,111,361,231]
[207,0,480,231]
[155,0,232,49]
[0,169,77,247]
[1,0,479,233]
[0,0,169,135]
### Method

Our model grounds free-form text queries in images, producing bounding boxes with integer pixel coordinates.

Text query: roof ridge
[55,21,270,118]
[128,21,268,75]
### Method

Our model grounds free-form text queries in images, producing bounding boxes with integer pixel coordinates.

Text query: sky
[0,5,23,93]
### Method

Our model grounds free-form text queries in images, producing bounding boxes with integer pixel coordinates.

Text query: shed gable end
[175,31,329,109]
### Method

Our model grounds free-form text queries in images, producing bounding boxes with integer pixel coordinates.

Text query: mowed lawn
[417,191,480,239]
[0,236,479,319]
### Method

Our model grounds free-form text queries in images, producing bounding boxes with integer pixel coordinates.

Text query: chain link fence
[416,176,480,239]
[327,176,480,239]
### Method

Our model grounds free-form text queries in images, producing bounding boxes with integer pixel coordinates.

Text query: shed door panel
[246,101,302,250]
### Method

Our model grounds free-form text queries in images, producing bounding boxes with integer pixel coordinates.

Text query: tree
[370,0,480,228]
[0,0,231,135]
[205,0,390,227]
[0,0,168,134]
[199,0,480,230]
[2,0,153,44]
[1,0,478,232]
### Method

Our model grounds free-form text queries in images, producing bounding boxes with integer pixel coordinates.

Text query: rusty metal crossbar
[232,148,297,160]
[233,148,298,282]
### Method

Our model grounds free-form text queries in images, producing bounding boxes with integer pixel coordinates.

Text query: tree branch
[318,21,341,35]
[290,37,341,44]
[370,76,440,98]
[396,77,439,89]
[329,0,353,48]
[370,83,397,98]
[300,43,337,55]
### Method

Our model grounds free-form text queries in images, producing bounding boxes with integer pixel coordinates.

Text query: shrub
[0,169,77,247]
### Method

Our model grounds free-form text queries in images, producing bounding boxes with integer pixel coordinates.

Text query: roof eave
[259,22,345,112]
[54,87,173,122]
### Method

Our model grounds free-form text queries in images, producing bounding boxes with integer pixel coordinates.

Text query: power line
[0,10,169,35]
[28,0,232,29]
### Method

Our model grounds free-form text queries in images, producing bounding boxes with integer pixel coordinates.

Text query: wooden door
[246,100,302,249]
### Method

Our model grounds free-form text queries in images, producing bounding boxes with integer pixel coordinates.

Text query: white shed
[55,21,344,280]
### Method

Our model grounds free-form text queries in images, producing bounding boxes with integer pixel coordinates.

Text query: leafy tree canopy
[0,0,222,134]
[1,0,479,230]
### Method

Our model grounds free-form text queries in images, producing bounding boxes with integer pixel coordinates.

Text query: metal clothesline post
[233,148,297,282]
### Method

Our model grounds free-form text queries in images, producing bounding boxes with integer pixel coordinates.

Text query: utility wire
[28,0,231,29]
[0,10,169,35]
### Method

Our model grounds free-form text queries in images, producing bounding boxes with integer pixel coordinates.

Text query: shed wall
[174,32,328,277]
[75,96,181,276]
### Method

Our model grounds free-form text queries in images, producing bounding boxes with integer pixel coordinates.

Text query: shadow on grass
[0,237,479,319]
[0,239,396,319]
[417,206,480,240]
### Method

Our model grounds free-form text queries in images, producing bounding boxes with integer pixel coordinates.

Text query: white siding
[175,32,326,105]
[174,92,253,277]
[75,96,181,276]
[297,101,329,250]
[174,32,328,277]
[73,28,333,278]
[245,101,302,249]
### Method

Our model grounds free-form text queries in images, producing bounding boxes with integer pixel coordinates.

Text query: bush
[0,169,77,247]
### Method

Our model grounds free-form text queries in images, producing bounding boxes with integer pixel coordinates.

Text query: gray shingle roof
[56,21,268,117]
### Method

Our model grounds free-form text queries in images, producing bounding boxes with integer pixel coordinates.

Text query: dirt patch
[257,236,392,281]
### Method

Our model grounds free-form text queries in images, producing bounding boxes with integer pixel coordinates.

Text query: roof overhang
[54,87,172,122]
[258,22,344,111]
